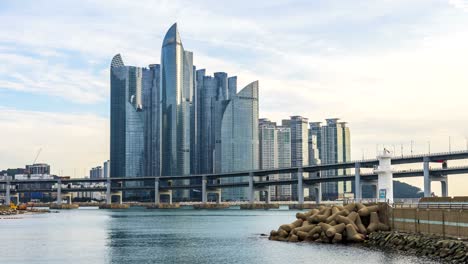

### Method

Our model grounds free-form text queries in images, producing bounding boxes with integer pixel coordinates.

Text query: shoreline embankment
[268,202,468,263]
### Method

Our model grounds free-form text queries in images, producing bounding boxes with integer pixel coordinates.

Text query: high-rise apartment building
[103,160,110,178]
[90,166,103,179]
[25,163,50,175]
[283,116,309,200]
[259,119,292,200]
[309,118,352,199]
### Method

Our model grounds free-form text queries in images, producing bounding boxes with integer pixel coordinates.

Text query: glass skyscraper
[221,81,259,201]
[110,54,145,179]
[160,23,195,200]
[110,24,259,202]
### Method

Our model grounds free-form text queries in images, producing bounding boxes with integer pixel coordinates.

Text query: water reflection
[0,208,436,264]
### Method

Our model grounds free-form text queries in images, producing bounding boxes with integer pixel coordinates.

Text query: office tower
[221,81,259,201]
[160,23,194,200]
[287,116,309,200]
[310,119,352,199]
[110,54,145,179]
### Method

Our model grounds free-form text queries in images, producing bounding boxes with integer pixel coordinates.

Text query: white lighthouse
[374,148,394,203]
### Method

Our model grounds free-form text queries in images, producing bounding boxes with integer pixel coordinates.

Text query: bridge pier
[313,183,321,204]
[57,179,62,205]
[62,193,72,204]
[5,179,10,205]
[441,161,449,197]
[423,157,431,197]
[297,168,304,204]
[248,172,254,203]
[355,162,361,200]
[159,190,172,204]
[106,178,111,204]
[154,179,160,204]
[202,176,207,203]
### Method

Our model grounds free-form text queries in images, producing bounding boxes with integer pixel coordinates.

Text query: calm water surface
[0,207,436,264]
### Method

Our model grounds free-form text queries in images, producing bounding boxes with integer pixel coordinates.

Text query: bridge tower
[374,149,394,203]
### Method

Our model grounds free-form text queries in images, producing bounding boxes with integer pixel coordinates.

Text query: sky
[1,0,468,196]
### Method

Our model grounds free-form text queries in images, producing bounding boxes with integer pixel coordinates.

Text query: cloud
[1,0,468,195]
[0,107,109,176]
[449,0,468,11]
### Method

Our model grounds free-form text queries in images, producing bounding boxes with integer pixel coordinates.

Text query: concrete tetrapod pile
[269,203,390,244]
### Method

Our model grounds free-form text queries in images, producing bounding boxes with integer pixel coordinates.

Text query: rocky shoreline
[366,231,468,263]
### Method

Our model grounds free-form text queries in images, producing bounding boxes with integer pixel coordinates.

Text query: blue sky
[1,0,468,194]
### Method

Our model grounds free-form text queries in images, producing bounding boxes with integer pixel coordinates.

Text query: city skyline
[1,1,468,196]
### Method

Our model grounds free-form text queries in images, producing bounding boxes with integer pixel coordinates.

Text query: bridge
[1,150,467,205]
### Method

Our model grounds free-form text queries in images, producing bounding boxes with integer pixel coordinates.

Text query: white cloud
[1,0,468,195]
[449,0,468,11]
[0,107,109,177]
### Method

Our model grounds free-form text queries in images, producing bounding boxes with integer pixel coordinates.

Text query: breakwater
[366,231,468,263]
[269,203,389,243]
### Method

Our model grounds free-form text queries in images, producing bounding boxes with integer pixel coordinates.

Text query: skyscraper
[160,23,194,200]
[221,81,259,201]
[109,24,259,202]
[285,116,309,200]
[276,126,292,199]
[110,54,145,179]
[143,64,161,177]
[196,70,235,175]
[259,118,278,199]
[309,118,352,199]
[259,119,292,200]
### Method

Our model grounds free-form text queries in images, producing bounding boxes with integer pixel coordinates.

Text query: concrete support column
[106,178,111,204]
[265,190,271,204]
[441,181,448,197]
[168,191,172,205]
[57,179,62,205]
[314,183,322,204]
[354,162,361,200]
[423,157,431,197]
[202,176,207,203]
[441,161,448,197]
[154,179,160,205]
[5,179,10,205]
[248,172,254,204]
[297,168,304,204]
[216,190,221,204]
[119,193,122,205]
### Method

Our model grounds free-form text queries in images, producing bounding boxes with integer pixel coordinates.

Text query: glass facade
[110,54,145,180]
[221,81,259,201]
[160,23,194,200]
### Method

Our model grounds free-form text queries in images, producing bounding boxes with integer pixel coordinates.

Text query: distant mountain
[362,180,424,198]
